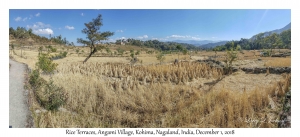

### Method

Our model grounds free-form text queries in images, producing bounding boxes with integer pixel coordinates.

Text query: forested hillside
[213,29,291,51]
[9,27,74,46]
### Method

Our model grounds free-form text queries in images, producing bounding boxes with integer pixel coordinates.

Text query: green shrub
[135,50,140,55]
[224,47,238,74]
[29,69,41,89]
[36,53,58,74]
[51,52,68,60]
[51,48,57,52]
[35,79,68,111]
[62,51,68,57]
[156,52,166,64]
[29,53,67,111]
[130,53,135,58]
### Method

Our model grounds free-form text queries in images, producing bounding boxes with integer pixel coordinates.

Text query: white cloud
[120,37,126,39]
[33,28,53,35]
[116,30,124,33]
[152,38,167,41]
[166,35,201,40]
[65,25,75,30]
[15,17,22,21]
[192,37,201,40]
[137,35,148,39]
[27,22,51,30]
[35,12,40,17]
[171,35,186,38]
[211,37,217,39]
[26,22,53,35]
[168,35,190,39]
[81,13,84,16]
[22,17,28,21]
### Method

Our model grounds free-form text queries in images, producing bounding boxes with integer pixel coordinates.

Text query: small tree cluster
[36,53,58,74]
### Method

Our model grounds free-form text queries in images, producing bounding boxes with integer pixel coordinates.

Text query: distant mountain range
[170,40,220,46]
[170,22,291,49]
[170,40,229,49]
[199,41,229,48]
[250,23,291,40]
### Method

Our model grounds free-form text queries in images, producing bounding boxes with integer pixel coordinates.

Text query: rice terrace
[9,9,291,128]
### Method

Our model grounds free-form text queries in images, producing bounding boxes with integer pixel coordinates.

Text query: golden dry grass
[264,57,291,67]
[31,61,289,128]
[31,75,290,128]
[12,47,291,128]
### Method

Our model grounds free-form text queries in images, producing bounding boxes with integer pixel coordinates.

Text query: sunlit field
[10,45,291,128]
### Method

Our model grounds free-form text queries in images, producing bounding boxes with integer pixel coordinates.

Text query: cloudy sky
[9,9,290,45]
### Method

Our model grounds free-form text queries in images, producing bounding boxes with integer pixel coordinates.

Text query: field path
[9,59,32,128]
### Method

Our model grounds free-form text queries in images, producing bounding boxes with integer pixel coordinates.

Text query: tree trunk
[83,47,97,63]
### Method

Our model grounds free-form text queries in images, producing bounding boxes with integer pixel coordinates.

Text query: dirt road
[9,59,32,128]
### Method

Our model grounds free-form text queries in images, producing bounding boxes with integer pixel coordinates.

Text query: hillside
[199,41,229,49]
[250,23,291,40]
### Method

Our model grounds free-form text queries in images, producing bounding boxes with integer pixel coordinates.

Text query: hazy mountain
[200,41,229,49]
[170,23,291,49]
[250,23,291,40]
[171,40,222,46]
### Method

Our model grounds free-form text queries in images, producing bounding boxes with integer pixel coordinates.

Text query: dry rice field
[10,46,291,128]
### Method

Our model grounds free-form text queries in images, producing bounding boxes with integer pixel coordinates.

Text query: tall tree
[265,33,281,54]
[77,14,114,63]
[9,27,15,36]
[280,29,291,49]
[28,28,33,37]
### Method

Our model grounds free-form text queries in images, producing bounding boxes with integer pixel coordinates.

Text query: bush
[51,47,57,52]
[156,52,166,64]
[51,51,68,60]
[62,51,68,57]
[29,69,41,89]
[135,50,140,55]
[130,53,135,58]
[36,53,58,74]
[224,47,238,74]
[35,79,68,111]
[29,53,67,111]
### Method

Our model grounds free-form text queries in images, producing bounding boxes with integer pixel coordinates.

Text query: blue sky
[9,9,291,45]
